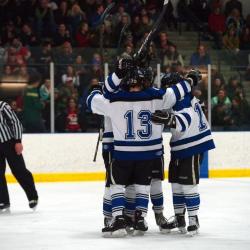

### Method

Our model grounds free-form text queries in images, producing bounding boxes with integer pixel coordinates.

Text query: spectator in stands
[54,0,70,26]
[55,41,76,76]
[23,74,45,133]
[62,65,79,88]
[212,89,232,128]
[90,4,104,28]
[1,65,14,82]
[39,78,51,131]
[68,3,86,37]
[222,27,240,53]
[212,89,231,112]
[11,37,31,64]
[14,65,29,83]
[227,95,250,129]
[34,0,56,39]
[164,0,177,29]
[65,97,81,132]
[137,14,152,42]
[75,22,92,47]
[131,15,142,46]
[53,23,72,47]
[162,44,184,68]
[226,8,243,36]
[240,27,250,50]
[190,44,211,67]
[225,76,244,100]
[157,31,175,52]
[121,45,134,59]
[34,39,53,79]
[19,23,39,47]
[189,0,211,23]
[39,78,51,102]
[224,0,242,17]
[1,20,16,44]
[212,77,225,97]
[208,5,226,49]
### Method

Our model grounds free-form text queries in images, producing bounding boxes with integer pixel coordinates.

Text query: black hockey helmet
[161,72,183,89]
[127,67,153,89]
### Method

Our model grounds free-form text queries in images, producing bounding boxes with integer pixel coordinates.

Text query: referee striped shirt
[0,101,22,143]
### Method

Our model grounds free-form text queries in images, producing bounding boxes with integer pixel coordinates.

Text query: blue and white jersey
[102,116,114,152]
[87,72,192,161]
[170,95,215,160]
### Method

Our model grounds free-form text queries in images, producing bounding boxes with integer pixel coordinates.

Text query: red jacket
[208,13,226,33]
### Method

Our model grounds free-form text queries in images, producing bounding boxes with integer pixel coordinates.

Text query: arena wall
[6,132,250,182]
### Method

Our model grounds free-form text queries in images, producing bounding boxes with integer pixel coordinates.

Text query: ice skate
[154,212,171,233]
[102,215,127,238]
[133,210,148,236]
[29,199,38,211]
[187,216,199,236]
[0,203,10,214]
[124,214,134,234]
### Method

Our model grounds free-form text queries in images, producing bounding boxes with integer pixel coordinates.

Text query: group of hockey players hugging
[87,57,215,238]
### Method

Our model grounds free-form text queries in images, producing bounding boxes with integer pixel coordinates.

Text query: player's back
[106,88,165,160]
[170,96,215,159]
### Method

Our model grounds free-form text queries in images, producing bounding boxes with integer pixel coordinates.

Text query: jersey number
[124,110,152,139]
[194,103,207,131]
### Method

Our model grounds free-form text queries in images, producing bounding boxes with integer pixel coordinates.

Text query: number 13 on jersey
[124,110,152,139]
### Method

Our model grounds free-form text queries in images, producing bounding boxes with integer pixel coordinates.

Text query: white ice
[1,178,250,250]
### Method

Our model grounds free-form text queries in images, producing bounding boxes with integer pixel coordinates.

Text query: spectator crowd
[0,0,249,132]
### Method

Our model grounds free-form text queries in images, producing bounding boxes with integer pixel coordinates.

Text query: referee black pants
[0,140,38,205]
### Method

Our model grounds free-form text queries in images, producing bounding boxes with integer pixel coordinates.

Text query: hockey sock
[172,183,185,215]
[182,184,200,217]
[150,179,164,214]
[110,184,125,217]
[124,184,136,218]
[103,187,112,220]
[134,184,150,217]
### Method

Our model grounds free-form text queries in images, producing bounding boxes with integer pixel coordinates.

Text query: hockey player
[102,116,114,228]
[87,59,194,237]
[151,71,215,236]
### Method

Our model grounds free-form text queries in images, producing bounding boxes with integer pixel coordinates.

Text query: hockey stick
[93,2,116,162]
[134,0,169,63]
[117,22,129,59]
[95,2,116,28]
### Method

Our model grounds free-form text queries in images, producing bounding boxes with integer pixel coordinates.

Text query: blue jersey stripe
[181,112,191,126]
[180,80,188,94]
[114,149,163,160]
[176,115,186,132]
[171,85,181,100]
[170,129,212,147]
[107,74,118,91]
[114,138,162,146]
[171,139,215,159]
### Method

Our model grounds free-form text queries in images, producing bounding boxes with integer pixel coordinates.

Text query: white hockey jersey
[87,72,192,160]
[102,116,114,152]
[170,94,215,159]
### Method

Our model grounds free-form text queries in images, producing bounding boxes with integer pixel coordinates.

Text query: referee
[0,100,38,212]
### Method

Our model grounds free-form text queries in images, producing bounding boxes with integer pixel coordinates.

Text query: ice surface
[1,179,250,250]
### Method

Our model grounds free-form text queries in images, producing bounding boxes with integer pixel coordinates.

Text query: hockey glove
[161,72,183,89]
[185,69,202,87]
[115,58,134,79]
[151,110,176,128]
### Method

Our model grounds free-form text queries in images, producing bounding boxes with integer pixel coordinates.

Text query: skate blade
[111,229,127,238]
[102,232,112,238]
[178,227,187,234]
[133,230,146,236]
[0,208,10,214]
[126,227,134,235]
[159,227,171,234]
[187,230,199,237]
